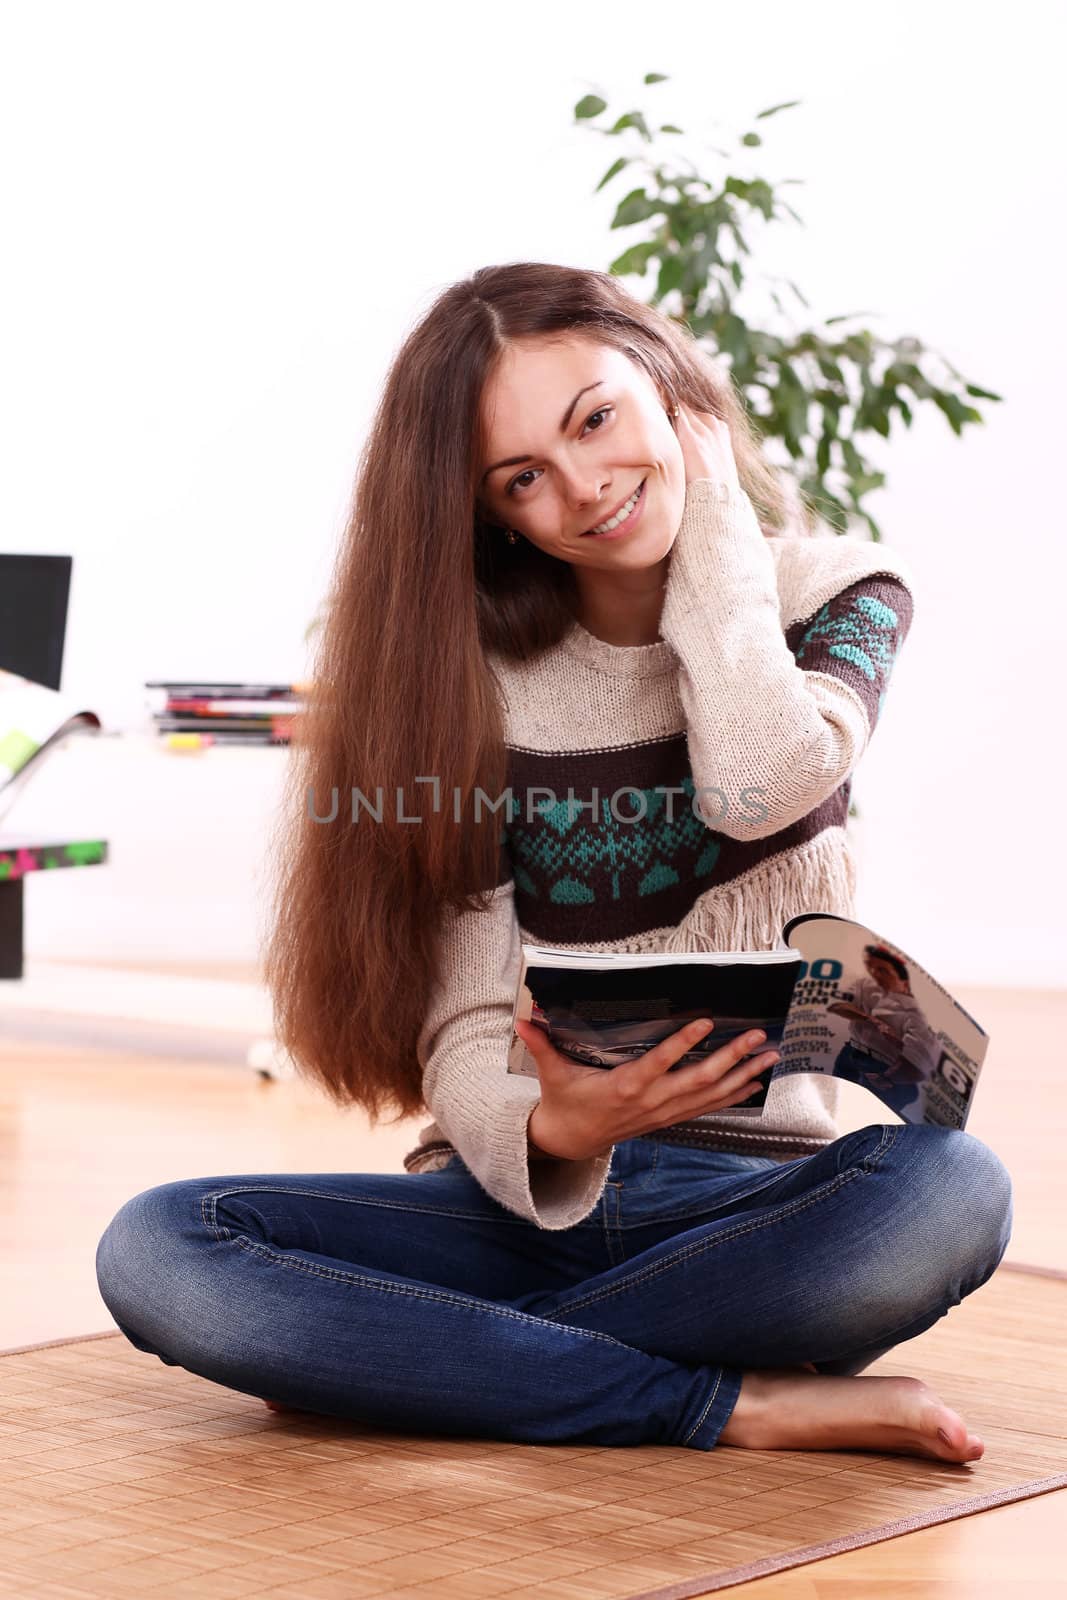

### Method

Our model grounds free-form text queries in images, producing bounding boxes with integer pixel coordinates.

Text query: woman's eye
[505,406,613,496]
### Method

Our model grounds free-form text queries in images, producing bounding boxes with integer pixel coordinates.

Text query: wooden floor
[1,962,1064,1595]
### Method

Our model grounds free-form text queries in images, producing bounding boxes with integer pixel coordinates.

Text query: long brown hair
[263,261,817,1126]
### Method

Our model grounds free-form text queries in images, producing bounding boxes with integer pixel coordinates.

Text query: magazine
[507,913,988,1130]
[0,667,101,821]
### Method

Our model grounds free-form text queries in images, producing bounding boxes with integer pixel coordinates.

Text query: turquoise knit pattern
[507,772,720,906]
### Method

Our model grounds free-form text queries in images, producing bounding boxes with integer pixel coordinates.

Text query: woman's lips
[580,479,647,541]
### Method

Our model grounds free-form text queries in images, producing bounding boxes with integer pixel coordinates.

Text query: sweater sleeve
[415,877,614,1230]
[657,479,914,841]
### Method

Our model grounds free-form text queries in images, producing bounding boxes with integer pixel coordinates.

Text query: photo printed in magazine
[779,914,989,1128]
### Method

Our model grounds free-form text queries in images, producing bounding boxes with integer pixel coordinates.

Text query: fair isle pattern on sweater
[404,481,918,1229]
[500,575,911,947]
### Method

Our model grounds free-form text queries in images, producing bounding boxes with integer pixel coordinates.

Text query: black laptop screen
[0,554,72,691]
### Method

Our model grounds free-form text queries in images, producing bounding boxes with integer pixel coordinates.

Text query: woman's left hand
[675,403,742,494]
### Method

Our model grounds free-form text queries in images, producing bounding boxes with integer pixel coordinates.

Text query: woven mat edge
[623,1473,1067,1597]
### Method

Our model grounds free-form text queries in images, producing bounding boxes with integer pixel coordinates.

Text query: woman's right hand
[515,1016,780,1161]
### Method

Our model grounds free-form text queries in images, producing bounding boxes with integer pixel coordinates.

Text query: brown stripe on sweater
[784,574,913,730]
[500,735,850,945]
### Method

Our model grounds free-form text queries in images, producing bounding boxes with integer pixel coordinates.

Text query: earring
[505,529,519,545]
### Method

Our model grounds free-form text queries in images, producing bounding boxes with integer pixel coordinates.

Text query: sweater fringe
[654,825,857,955]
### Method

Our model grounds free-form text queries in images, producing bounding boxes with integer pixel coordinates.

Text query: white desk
[3,731,292,965]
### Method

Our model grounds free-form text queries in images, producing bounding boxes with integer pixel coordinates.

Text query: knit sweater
[403,479,916,1229]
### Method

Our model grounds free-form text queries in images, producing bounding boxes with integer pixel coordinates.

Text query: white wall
[3,0,1064,985]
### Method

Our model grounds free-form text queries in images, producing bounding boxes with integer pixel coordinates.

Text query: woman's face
[477,334,687,571]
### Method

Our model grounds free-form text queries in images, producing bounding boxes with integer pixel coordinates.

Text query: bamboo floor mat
[1,1264,1065,1600]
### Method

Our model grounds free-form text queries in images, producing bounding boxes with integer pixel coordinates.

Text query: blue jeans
[95,1122,1012,1453]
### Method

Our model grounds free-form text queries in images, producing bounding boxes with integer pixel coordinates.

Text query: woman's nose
[560,471,609,511]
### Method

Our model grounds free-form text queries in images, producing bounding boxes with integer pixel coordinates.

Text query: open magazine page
[0,668,101,819]
[775,913,988,1130]
[507,947,803,1116]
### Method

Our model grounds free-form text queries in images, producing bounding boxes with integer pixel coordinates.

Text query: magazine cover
[779,913,988,1129]
[508,917,989,1131]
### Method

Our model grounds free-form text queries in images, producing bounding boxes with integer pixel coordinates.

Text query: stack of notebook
[144,681,309,747]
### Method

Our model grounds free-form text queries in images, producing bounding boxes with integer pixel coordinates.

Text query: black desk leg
[0,878,24,979]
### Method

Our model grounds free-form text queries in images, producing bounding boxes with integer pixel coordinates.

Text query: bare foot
[718,1370,984,1463]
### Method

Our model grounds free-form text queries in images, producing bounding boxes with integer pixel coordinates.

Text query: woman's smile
[579,477,648,542]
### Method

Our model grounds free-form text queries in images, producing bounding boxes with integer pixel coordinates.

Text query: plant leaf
[608,240,659,276]
[595,156,629,193]
[611,187,663,228]
[932,392,984,435]
[574,94,607,120]
[611,110,652,140]
[656,253,687,296]
[755,99,802,119]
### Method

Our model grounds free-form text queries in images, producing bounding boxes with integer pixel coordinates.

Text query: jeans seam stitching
[682,1365,723,1445]
[199,1185,532,1229]
[223,1234,629,1348]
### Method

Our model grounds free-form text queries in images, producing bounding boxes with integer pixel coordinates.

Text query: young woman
[96,262,1011,1463]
